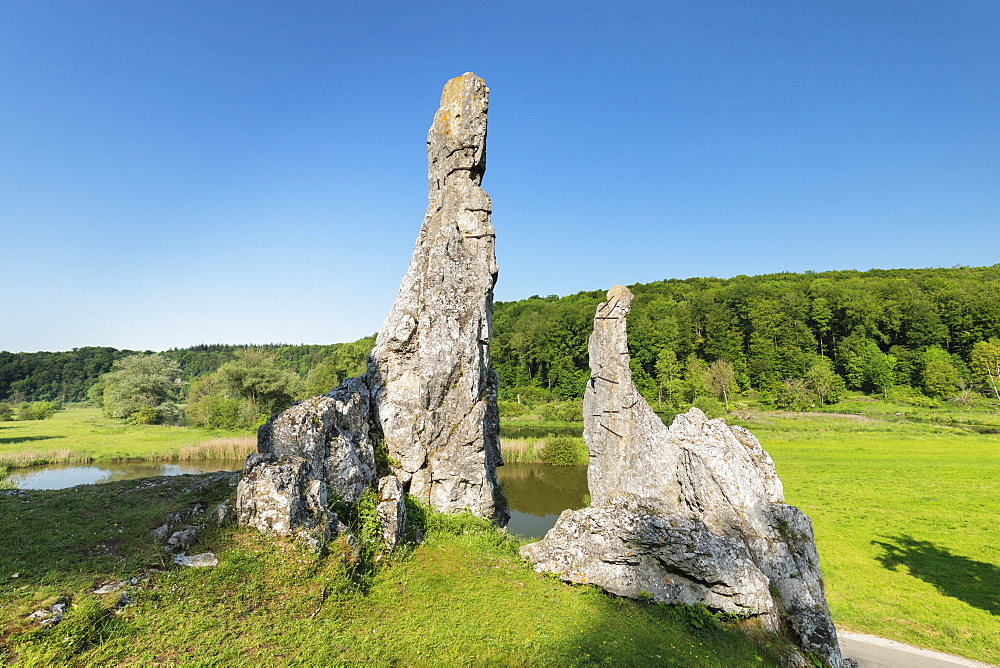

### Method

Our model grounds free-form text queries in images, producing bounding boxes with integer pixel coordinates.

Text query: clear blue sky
[2,1,997,353]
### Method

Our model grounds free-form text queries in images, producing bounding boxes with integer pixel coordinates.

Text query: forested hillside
[491,265,1000,403]
[0,339,374,404]
[3,265,1000,409]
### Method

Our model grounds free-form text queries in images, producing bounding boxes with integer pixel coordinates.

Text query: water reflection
[6,461,240,490]
[497,462,589,538]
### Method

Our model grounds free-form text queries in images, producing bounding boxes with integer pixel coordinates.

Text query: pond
[4,460,239,490]
[5,460,588,539]
[496,462,589,538]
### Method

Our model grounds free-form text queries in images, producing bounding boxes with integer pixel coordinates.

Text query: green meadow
[748,413,1000,663]
[0,476,783,666]
[0,408,255,471]
[1,407,998,664]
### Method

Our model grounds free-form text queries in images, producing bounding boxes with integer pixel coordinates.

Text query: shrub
[127,405,160,425]
[690,396,725,419]
[772,379,817,411]
[497,400,529,419]
[539,435,586,466]
[184,349,300,430]
[0,402,12,421]
[504,385,551,404]
[885,386,942,409]
[17,401,58,420]
[539,400,583,423]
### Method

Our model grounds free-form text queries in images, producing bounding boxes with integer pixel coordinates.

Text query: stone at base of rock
[236,454,340,546]
[376,475,407,548]
[174,553,219,568]
[166,526,198,553]
[212,500,232,525]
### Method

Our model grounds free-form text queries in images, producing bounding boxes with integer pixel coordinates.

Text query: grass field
[2,406,998,663]
[0,408,255,471]
[744,413,1000,664]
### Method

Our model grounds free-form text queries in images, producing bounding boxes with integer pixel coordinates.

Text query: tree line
[3,266,1000,426]
[0,340,373,405]
[492,264,1000,407]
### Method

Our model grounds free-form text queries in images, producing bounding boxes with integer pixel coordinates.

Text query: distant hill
[3,265,999,404]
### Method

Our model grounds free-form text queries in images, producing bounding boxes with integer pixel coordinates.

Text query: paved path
[838,630,995,667]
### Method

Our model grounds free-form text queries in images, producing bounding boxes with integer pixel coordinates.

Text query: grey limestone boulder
[236,454,344,550]
[257,379,378,505]
[520,286,844,667]
[166,526,199,553]
[524,495,773,614]
[375,475,407,548]
[174,553,220,568]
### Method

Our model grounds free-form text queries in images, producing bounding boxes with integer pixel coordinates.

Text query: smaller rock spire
[522,286,845,667]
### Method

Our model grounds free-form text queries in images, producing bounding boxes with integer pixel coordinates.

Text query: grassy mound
[0,474,785,665]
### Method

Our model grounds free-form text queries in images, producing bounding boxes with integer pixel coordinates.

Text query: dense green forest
[3,266,1000,415]
[493,265,1000,403]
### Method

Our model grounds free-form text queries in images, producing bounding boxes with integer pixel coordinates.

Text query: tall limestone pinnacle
[369,73,507,523]
[522,286,845,667]
[236,74,507,550]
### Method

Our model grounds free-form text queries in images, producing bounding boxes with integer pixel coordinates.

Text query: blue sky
[2,1,997,352]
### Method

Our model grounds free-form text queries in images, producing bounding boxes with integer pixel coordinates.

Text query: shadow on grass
[874,534,1000,615]
[0,435,57,445]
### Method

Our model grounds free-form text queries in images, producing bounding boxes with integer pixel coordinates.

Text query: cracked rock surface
[520,286,844,667]
[369,73,506,524]
[237,73,508,548]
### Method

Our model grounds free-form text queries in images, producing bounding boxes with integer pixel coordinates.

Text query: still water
[5,461,239,490]
[496,462,589,538]
[6,460,588,539]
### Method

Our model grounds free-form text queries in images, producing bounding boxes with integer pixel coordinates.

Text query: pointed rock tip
[428,73,489,188]
[439,72,487,106]
[683,406,708,422]
[607,285,633,300]
[595,285,634,320]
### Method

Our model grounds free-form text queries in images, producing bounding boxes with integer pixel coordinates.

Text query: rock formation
[520,286,844,667]
[368,72,506,523]
[236,73,507,549]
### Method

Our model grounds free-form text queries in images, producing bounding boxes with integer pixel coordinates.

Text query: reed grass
[0,449,92,469]
[499,437,544,463]
[501,436,588,466]
[177,436,257,461]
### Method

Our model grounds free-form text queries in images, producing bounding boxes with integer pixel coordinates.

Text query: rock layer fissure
[520,286,845,667]
[236,73,508,552]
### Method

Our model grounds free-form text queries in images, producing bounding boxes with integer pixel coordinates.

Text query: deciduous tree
[920,347,961,398]
[970,338,1000,400]
[101,354,181,424]
[705,358,737,411]
[804,357,845,405]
